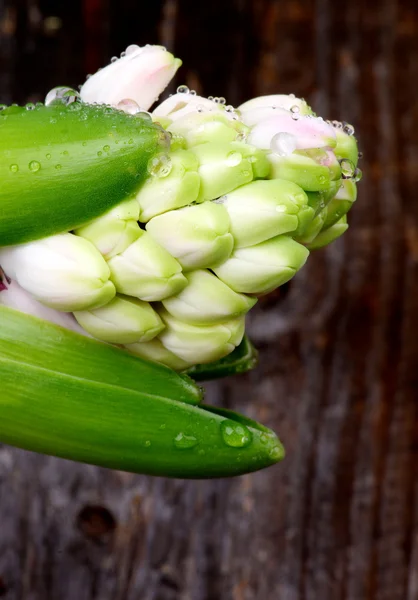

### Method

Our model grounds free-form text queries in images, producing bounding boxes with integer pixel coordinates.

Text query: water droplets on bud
[196,104,205,113]
[353,167,362,182]
[339,158,355,179]
[220,420,252,448]
[174,432,198,450]
[103,145,110,152]
[147,154,172,178]
[177,85,190,94]
[29,160,41,172]
[358,151,363,159]
[343,122,355,136]
[110,56,118,63]
[190,90,197,96]
[0,104,6,111]
[331,120,343,129]
[290,105,300,116]
[270,132,297,157]
[269,446,282,460]
[225,151,242,167]
[45,86,81,107]
[144,440,151,448]
[116,98,141,115]
[25,103,36,111]
[125,44,140,55]
[235,130,248,142]
[9,164,19,173]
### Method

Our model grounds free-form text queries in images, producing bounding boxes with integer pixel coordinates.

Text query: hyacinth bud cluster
[0,45,361,371]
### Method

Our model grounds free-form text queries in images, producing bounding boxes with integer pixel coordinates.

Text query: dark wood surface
[0,1,417,598]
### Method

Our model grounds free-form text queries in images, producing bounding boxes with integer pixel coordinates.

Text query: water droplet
[260,434,269,445]
[174,432,198,449]
[353,167,362,182]
[9,164,18,173]
[147,154,172,177]
[116,98,142,115]
[110,56,118,63]
[55,164,62,170]
[318,174,327,185]
[290,105,300,114]
[45,86,81,107]
[358,151,363,159]
[103,145,110,152]
[136,111,153,121]
[144,440,151,447]
[269,446,282,460]
[289,93,296,99]
[220,420,252,448]
[225,151,242,167]
[190,90,197,96]
[208,96,214,101]
[331,120,343,129]
[159,424,166,430]
[270,132,297,156]
[291,110,300,120]
[339,158,355,179]
[218,97,226,105]
[46,153,51,159]
[62,150,69,156]
[0,104,6,111]
[97,151,103,157]
[82,141,87,147]
[25,103,35,111]
[29,160,40,172]
[235,130,248,142]
[177,85,190,94]
[343,122,355,135]
[125,44,140,55]
[196,104,205,113]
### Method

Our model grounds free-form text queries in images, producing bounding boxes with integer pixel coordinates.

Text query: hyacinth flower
[0,44,361,478]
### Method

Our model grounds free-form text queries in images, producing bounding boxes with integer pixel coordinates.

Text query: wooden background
[0,0,417,598]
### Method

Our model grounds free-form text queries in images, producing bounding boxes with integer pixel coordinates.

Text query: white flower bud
[162,269,256,325]
[146,202,233,269]
[220,179,309,248]
[74,295,164,344]
[75,199,141,259]
[159,309,245,364]
[80,45,181,110]
[107,231,187,301]
[213,235,310,295]
[0,233,115,311]
[135,149,201,222]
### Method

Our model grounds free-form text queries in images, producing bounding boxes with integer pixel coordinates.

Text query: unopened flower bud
[0,233,115,311]
[107,231,187,301]
[125,338,192,371]
[162,269,256,325]
[213,235,309,295]
[159,309,245,364]
[146,202,233,269]
[74,295,164,344]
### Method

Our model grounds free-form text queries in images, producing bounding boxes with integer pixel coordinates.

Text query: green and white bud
[107,231,187,301]
[125,338,192,371]
[192,143,254,201]
[228,141,271,179]
[168,111,248,147]
[135,149,201,221]
[162,269,256,325]
[74,198,141,259]
[158,309,245,364]
[213,235,309,295]
[220,179,311,248]
[334,127,359,166]
[268,151,334,192]
[0,233,115,311]
[306,215,348,250]
[74,294,164,344]
[322,179,357,229]
[294,211,327,244]
[146,202,234,269]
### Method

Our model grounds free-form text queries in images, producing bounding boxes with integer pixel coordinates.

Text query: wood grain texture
[0,0,417,598]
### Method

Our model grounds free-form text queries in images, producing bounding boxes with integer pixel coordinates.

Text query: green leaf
[184,335,258,381]
[0,104,166,246]
[0,308,284,478]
